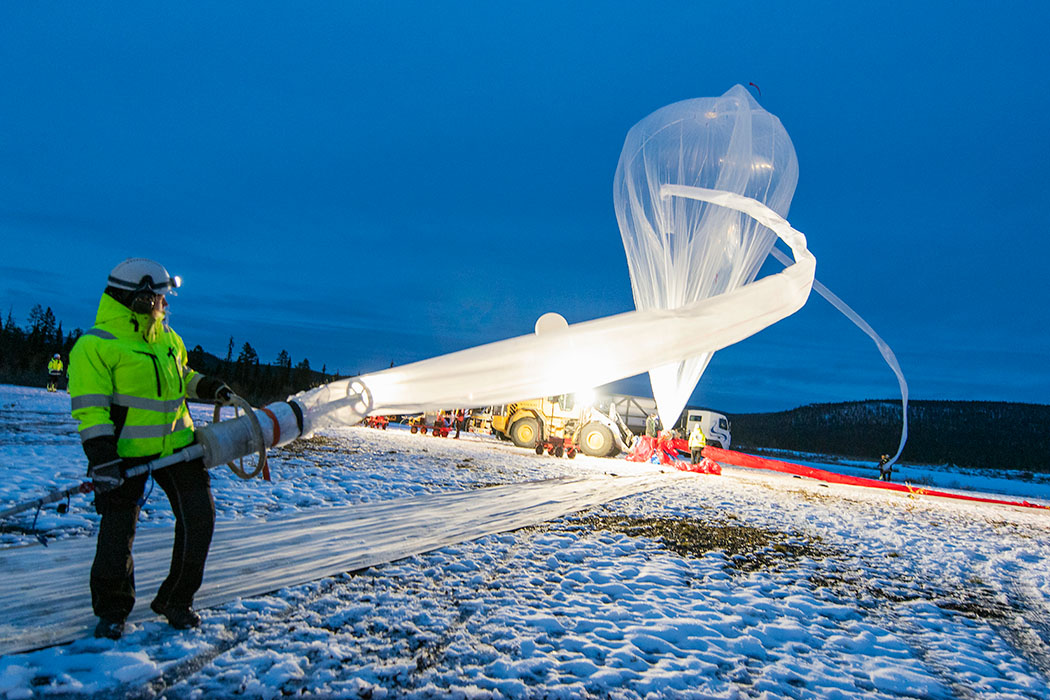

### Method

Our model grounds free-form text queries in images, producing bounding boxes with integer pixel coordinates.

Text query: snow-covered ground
[1,383,1049,699]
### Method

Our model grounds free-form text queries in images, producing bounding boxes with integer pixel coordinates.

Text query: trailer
[408,411,451,437]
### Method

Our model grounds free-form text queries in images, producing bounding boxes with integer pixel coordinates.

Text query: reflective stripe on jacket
[48,358,64,373]
[68,293,204,458]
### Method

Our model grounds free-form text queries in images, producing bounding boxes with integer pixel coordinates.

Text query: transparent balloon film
[296,85,905,461]
[614,85,799,427]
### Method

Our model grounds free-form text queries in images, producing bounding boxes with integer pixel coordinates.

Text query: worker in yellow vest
[68,258,233,640]
[47,353,64,392]
[688,422,707,465]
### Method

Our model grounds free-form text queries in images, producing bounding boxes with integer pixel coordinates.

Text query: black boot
[151,600,201,629]
[94,618,125,640]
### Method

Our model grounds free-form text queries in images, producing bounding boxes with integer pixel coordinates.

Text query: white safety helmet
[53,353,60,359]
[107,258,182,296]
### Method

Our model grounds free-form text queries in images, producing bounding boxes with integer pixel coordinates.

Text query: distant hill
[728,400,1050,472]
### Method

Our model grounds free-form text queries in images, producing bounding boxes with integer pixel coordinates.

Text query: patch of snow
[1,384,1049,698]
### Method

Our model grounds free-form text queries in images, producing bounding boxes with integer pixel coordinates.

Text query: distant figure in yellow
[47,353,64,392]
[688,422,706,465]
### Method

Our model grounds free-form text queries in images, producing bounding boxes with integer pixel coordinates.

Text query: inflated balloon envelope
[614,84,802,431]
[298,85,907,463]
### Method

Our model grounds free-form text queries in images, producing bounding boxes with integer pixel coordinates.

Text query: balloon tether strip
[658,185,812,268]
[769,246,909,466]
[661,184,907,465]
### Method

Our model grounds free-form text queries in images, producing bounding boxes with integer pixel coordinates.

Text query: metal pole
[0,445,207,522]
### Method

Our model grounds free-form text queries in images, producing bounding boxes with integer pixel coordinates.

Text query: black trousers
[91,453,215,622]
[691,448,703,464]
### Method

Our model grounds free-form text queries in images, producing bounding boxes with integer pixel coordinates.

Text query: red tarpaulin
[628,436,721,474]
[626,435,679,466]
[703,446,1050,511]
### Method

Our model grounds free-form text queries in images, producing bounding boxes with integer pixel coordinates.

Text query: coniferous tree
[275,349,293,392]
[27,305,45,348]
[237,342,258,366]
[0,308,15,361]
[25,305,49,361]
[42,307,56,345]
[224,336,235,378]
[235,342,259,385]
[294,357,312,389]
[27,305,44,333]
[189,344,207,370]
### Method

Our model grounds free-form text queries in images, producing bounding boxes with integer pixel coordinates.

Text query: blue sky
[2,1,1047,413]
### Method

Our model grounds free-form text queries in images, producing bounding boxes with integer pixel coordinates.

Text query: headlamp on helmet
[108,258,181,296]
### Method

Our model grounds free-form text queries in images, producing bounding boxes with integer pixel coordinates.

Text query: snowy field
[1,383,1050,699]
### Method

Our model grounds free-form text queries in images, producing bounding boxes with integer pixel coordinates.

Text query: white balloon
[296,187,815,431]
[297,87,819,434]
[613,84,800,428]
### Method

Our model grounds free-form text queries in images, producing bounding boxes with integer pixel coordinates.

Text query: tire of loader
[579,422,617,457]
[511,417,541,448]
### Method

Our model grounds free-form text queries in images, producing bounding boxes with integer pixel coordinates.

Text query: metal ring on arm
[211,395,268,479]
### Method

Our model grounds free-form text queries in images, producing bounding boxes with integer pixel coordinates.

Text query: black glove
[88,459,125,493]
[197,376,234,404]
[214,383,233,404]
[83,435,125,492]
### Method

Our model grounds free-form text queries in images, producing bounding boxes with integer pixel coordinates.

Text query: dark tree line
[729,399,1050,471]
[188,338,337,405]
[0,305,337,405]
[6,305,1046,469]
[0,305,80,387]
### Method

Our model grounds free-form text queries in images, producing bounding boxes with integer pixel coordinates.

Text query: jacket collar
[93,293,168,343]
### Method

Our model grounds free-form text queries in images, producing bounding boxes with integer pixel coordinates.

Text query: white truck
[681,409,732,449]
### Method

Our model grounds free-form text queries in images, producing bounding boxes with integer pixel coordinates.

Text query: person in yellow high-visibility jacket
[47,353,64,392]
[68,258,233,640]
[688,422,707,465]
